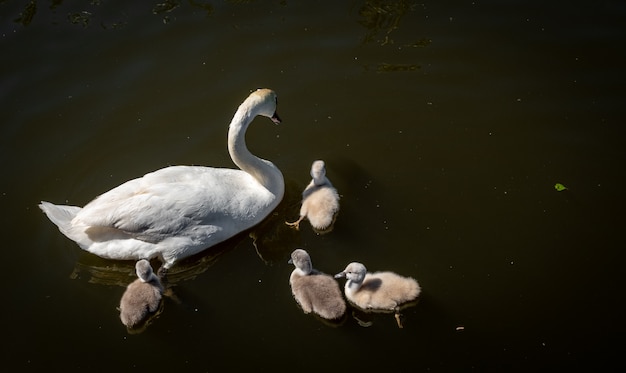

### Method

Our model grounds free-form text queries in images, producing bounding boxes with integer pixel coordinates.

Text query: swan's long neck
[228,108,284,197]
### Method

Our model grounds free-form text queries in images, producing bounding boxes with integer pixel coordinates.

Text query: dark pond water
[2,0,625,371]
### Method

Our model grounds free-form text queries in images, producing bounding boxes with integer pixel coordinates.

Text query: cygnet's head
[310,160,327,186]
[135,259,156,282]
[246,88,281,124]
[288,248,313,275]
[334,262,367,283]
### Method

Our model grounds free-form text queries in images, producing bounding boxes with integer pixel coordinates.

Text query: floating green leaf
[554,183,568,191]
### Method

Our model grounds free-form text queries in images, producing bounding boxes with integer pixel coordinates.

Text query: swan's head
[310,160,327,185]
[135,259,155,283]
[288,248,313,275]
[246,88,281,124]
[334,262,367,283]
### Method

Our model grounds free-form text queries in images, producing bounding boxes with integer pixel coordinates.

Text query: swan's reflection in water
[69,237,236,288]
[250,212,301,264]
[251,180,305,264]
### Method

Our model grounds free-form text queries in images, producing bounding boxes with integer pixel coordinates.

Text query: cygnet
[335,262,420,328]
[288,249,346,320]
[286,160,339,232]
[119,259,164,329]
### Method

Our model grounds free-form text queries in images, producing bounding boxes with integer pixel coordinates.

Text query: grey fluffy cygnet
[288,249,346,320]
[119,259,164,329]
[286,160,339,232]
[335,262,420,328]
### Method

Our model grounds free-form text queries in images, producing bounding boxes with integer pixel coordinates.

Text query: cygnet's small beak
[287,258,293,264]
[334,272,346,279]
[271,111,281,124]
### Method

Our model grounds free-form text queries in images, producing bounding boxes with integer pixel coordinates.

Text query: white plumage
[286,160,339,232]
[39,89,284,270]
[288,249,346,320]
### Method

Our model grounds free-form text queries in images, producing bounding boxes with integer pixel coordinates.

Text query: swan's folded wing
[73,166,266,243]
[74,180,217,242]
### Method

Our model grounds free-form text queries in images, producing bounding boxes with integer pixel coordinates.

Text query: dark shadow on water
[318,156,388,238]
[69,236,238,288]
[294,304,349,328]
[347,298,420,329]
[251,178,305,264]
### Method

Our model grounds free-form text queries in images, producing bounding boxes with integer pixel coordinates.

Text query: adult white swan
[40,88,285,271]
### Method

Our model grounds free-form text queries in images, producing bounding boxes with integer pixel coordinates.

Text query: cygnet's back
[286,160,340,231]
[335,262,420,311]
[288,249,346,320]
[119,259,164,329]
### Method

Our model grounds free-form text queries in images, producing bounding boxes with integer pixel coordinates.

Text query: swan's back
[77,166,277,235]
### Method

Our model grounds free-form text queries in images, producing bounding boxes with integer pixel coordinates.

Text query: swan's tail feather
[39,201,93,249]
[39,201,81,230]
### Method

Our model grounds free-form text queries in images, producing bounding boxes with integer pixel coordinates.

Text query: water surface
[2,1,625,371]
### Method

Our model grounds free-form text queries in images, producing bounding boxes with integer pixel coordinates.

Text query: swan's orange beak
[271,112,281,124]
